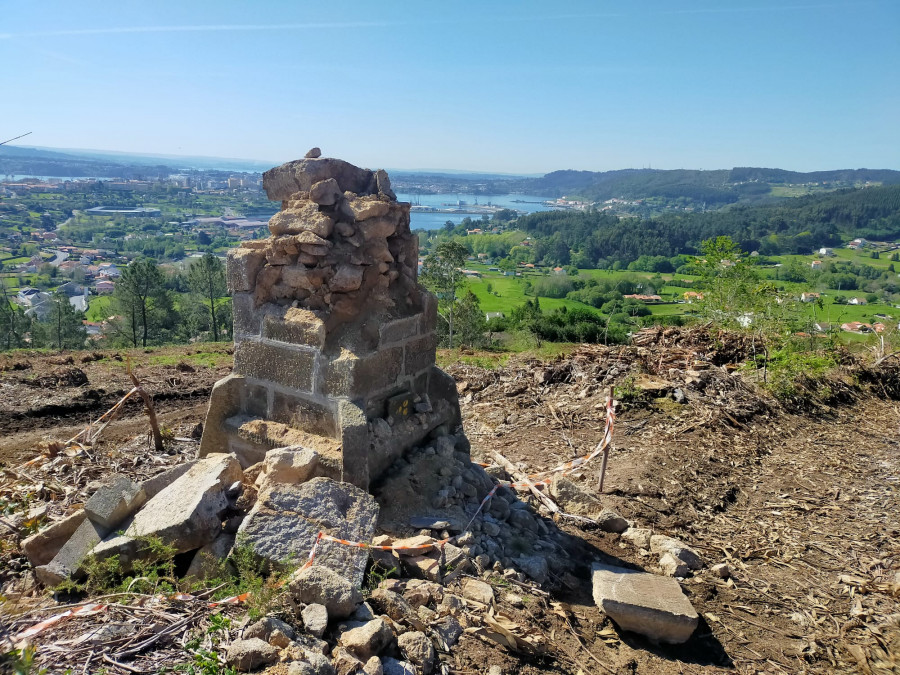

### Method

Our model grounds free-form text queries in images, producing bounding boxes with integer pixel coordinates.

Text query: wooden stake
[127,357,164,452]
[598,385,614,493]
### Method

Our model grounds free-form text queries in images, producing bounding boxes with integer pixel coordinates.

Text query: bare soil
[1,339,898,674]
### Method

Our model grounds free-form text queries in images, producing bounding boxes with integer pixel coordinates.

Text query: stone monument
[199,151,462,489]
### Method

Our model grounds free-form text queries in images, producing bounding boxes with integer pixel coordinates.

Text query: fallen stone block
[34,518,110,586]
[591,562,698,644]
[141,461,197,499]
[226,637,279,671]
[237,477,377,586]
[90,454,242,567]
[85,475,146,530]
[289,565,363,619]
[650,535,703,570]
[22,510,86,567]
[549,475,604,516]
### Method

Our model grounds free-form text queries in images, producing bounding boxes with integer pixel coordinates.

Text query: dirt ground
[1,340,898,674]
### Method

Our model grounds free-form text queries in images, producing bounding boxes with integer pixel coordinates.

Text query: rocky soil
[0,333,898,674]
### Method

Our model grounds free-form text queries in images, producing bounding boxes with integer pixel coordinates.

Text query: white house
[810,260,823,270]
[848,297,868,305]
[819,247,834,257]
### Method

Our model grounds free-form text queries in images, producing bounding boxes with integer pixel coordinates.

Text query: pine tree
[187,252,227,341]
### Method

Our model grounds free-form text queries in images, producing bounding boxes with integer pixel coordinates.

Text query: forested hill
[525,166,900,206]
[513,184,900,266]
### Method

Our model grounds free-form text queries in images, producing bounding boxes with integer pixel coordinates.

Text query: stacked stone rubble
[200,153,462,489]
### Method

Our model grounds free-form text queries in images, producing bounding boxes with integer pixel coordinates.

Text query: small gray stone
[226,637,279,671]
[339,618,393,660]
[621,527,653,549]
[243,616,296,644]
[650,535,703,570]
[409,517,450,530]
[362,656,383,675]
[305,147,322,159]
[461,578,494,605]
[659,552,690,578]
[381,658,416,675]
[711,562,731,579]
[514,555,549,584]
[432,616,463,649]
[597,509,629,534]
[397,631,435,674]
[302,602,328,638]
[288,653,335,675]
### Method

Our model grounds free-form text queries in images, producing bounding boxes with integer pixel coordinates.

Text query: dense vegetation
[505,185,900,268]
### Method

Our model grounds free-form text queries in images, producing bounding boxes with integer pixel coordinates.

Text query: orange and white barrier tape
[14,602,107,642]
[13,589,256,643]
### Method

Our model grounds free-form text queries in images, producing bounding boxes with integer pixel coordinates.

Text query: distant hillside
[513,184,900,266]
[521,167,900,207]
[0,145,272,177]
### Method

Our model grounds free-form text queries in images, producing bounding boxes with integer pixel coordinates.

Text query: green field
[86,296,113,321]
[460,257,896,344]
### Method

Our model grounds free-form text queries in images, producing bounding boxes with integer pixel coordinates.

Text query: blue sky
[1,1,897,173]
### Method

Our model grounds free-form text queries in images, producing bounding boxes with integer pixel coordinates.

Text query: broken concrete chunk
[238,477,377,586]
[650,535,703,570]
[22,510,86,567]
[255,446,319,489]
[289,565,363,619]
[34,518,109,586]
[226,637,279,671]
[84,474,146,531]
[90,454,242,567]
[591,562,699,644]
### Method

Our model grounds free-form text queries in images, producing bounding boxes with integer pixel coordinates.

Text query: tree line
[0,253,229,351]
